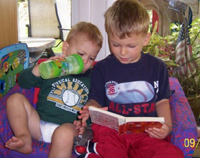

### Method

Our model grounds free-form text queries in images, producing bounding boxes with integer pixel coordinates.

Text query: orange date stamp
[184,138,200,148]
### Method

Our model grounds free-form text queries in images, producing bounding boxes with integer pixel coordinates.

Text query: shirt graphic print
[47,78,89,114]
[106,81,154,104]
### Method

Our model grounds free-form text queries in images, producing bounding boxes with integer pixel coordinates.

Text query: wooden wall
[0,0,18,49]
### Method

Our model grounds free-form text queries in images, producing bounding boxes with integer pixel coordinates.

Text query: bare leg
[48,123,78,158]
[5,93,41,154]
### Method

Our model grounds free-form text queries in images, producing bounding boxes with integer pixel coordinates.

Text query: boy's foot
[5,136,32,154]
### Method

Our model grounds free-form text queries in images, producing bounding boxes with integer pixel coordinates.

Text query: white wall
[71,0,115,61]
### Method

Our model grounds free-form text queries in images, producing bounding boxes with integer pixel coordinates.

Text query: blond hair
[104,0,150,38]
[66,21,103,48]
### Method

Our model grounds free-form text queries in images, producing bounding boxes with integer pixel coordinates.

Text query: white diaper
[40,120,59,143]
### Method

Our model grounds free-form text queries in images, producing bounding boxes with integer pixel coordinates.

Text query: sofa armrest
[169,77,198,158]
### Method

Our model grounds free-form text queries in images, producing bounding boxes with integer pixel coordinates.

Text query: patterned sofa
[0,77,197,158]
[0,44,198,158]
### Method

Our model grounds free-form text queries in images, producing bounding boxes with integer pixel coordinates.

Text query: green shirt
[18,67,91,125]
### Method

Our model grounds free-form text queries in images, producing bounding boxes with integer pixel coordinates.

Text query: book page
[125,117,164,123]
[89,106,125,132]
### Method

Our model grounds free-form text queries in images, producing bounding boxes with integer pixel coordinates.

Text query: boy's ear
[62,41,69,55]
[143,33,151,46]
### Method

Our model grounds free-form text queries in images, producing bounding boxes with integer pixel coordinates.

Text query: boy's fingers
[146,128,166,139]
[81,117,88,126]
[83,106,89,110]
[79,110,89,118]
[78,114,86,119]
[81,122,87,128]
[79,109,88,114]
[78,127,85,135]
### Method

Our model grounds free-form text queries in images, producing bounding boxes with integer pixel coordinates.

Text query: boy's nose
[120,47,127,55]
[83,57,89,64]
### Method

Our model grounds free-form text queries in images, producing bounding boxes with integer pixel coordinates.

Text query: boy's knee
[6,93,23,106]
[54,123,77,139]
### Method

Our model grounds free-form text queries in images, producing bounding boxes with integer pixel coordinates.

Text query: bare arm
[32,64,40,77]
[156,99,172,134]
[145,99,172,139]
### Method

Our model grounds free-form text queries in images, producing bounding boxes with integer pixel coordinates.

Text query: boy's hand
[78,106,90,127]
[145,123,171,139]
[74,120,86,135]
[49,54,66,60]
[78,106,108,127]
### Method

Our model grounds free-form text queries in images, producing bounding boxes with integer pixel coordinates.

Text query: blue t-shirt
[89,52,171,117]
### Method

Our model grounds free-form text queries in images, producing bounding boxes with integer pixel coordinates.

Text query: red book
[89,106,164,134]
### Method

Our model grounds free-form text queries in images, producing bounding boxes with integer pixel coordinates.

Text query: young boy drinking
[5,21,103,158]
[78,0,184,157]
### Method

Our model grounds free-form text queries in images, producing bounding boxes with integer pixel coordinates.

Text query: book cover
[89,106,165,134]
